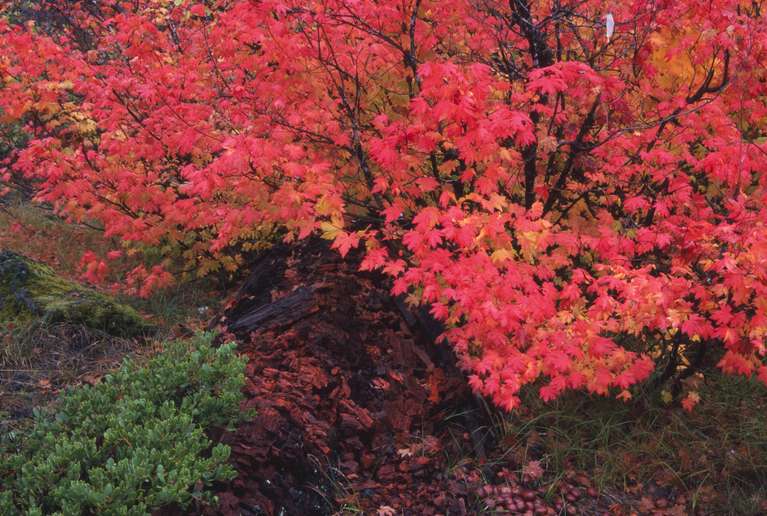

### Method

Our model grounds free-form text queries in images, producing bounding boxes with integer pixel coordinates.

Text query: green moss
[0,250,153,338]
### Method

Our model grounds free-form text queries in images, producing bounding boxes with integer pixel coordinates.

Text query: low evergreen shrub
[0,333,246,515]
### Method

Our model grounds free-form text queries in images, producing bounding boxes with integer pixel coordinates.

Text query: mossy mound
[0,250,153,338]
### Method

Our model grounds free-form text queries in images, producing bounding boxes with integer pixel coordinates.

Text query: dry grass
[487,377,767,514]
[0,322,142,426]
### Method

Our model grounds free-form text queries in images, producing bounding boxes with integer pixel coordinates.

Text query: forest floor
[2,202,767,515]
[0,201,209,425]
[208,239,743,516]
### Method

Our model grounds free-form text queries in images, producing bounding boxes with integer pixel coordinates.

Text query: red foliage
[1,0,767,409]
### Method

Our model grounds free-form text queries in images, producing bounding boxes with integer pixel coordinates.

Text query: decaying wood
[228,286,317,332]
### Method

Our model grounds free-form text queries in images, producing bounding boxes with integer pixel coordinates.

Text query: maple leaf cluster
[1,0,766,409]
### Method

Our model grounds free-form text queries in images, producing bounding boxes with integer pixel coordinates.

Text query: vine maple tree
[1,0,767,409]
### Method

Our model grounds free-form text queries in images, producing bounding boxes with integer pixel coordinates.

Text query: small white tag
[605,13,615,42]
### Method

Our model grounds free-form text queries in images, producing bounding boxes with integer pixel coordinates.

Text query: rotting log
[228,286,317,332]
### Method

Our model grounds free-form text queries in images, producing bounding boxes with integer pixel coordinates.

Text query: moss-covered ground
[0,250,153,338]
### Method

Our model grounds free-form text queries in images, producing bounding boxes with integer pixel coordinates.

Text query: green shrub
[0,333,247,515]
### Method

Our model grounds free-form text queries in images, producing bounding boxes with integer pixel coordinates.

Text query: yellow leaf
[319,217,344,240]
[491,248,516,264]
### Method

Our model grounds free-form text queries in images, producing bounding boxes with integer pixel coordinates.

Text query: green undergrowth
[0,250,153,338]
[488,376,767,513]
[0,333,248,515]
